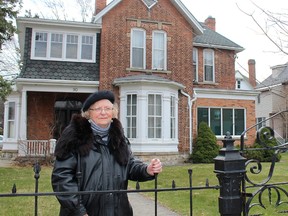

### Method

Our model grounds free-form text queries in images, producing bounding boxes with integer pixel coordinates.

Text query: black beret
[82,90,115,112]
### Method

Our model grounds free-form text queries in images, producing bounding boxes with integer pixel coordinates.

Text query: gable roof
[256,63,288,89]
[194,23,244,52]
[92,0,203,35]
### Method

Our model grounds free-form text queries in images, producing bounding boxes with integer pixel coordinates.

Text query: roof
[194,23,244,52]
[19,60,99,81]
[92,0,203,35]
[256,63,288,89]
[113,74,185,89]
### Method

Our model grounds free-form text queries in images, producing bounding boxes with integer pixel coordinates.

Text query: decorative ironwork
[241,110,288,215]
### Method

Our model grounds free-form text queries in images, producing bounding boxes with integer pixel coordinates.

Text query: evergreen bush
[191,121,219,163]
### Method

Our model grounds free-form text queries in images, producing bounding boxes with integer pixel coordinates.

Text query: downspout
[180,90,197,154]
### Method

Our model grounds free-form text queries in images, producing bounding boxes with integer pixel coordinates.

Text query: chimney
[94,0,107,15]
[248,59,257,87]
[205,16,216,31]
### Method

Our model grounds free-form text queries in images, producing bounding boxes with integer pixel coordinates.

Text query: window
[170,96,176,138]
[127,94,137,138]
[256,117,266,130]
[81,35,93,60]
[193,48,198,82]
[66,34,78,59]
[152,31,167,70]
[236,80,241,89]
[131,28,146,68]
[8,102,16,138]
[148,94,162,138]
[198,107,245,136]
[32,30,96,62]
[50,33,63,58]
[35,32,48,57]
[203,49,214,82]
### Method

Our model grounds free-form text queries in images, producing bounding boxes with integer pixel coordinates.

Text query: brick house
[2,0,257,162]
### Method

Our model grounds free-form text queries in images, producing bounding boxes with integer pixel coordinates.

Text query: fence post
[214,132,246,216]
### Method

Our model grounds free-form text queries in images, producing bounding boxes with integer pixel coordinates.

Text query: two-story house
[255,62,288,143]
[2,0,257,162]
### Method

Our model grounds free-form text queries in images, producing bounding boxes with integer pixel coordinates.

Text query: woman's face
[88,99,114,128]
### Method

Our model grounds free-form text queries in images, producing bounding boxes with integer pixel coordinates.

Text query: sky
[19,0,288,82]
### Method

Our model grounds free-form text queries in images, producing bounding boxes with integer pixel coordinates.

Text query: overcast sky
[19,0,288,82]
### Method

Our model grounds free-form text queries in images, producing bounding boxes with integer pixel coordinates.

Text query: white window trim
[203,49,215,82]
[130,28,146,69]
[193,48,198,82]
[31,29,96,63]
[152,30,167,70]
[119,87,179,152]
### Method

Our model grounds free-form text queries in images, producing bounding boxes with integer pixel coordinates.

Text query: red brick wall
[99,0,195,152]
[99,0,246,153]
[195,47,236,90]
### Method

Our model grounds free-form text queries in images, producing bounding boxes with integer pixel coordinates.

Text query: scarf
[89,119,111,143]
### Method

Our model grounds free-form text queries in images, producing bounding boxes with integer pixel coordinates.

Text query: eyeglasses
[89,107,113,113]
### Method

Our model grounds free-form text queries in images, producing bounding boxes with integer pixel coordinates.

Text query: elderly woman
[51,90,162,216]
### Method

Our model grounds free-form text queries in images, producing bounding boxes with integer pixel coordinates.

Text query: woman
[51,90,162,216]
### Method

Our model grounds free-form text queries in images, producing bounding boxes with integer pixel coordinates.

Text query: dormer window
[31,30,96,63]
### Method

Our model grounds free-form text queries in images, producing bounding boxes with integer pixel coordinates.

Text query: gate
[0,110,288,215]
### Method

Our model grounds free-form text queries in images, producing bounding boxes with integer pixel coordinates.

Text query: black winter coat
[51,114,154,216]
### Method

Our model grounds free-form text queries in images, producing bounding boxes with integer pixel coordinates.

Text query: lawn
[0,152,288,215]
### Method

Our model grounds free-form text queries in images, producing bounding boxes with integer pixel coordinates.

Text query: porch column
[19,89,27,140]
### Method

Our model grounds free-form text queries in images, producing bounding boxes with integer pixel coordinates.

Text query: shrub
[242,127,281,162]
[191,121,219,163]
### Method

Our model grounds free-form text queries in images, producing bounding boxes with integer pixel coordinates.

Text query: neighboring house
[255,62,288,143]
[2,0,257,162]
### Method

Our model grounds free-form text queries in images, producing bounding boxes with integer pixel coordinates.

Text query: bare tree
[238,2,288,56]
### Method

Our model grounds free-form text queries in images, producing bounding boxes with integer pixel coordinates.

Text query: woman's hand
[147,158,162,176]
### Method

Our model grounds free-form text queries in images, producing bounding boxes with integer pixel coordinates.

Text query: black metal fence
[1,110,288,216]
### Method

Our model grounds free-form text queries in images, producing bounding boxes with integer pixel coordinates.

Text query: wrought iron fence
[1,110,288,215]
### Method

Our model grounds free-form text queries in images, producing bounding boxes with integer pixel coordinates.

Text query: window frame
[7,102,16,139]
[152,30,167,70]
[148,94,162,139]
[197,107,246,136]
[193,48,198,82]
[203,49,215,82]
[126,94,137,138]
[31,29,96,63]
[130,28,146,69]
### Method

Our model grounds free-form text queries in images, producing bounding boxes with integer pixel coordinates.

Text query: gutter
[180,90,197,154]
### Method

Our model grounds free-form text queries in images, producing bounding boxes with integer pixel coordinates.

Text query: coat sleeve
[51,153,87,215]
[128,155,155,182]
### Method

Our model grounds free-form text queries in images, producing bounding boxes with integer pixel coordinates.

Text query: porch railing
[24,139,56,156]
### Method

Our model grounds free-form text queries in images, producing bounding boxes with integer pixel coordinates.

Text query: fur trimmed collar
[54,114,130,165]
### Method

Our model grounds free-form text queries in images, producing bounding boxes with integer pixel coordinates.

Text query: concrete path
[129,193,180,216]
[0,158,180,216]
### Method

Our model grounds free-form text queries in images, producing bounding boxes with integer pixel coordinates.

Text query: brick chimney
[94,0,107,15]
[205,16,216,31]
[248,59,257,87]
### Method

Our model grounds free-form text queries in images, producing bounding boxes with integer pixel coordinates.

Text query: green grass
[1,153,288,215]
